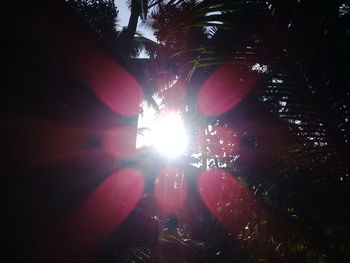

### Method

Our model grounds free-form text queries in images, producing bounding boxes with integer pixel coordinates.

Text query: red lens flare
[198,169,260,234]
[197,64,255,116]
[155,166,188,214]
[59,168,144,258]
[43,8,144,116]
[198,169,308,260]
[81,51,144,116]
[3,115,140,171]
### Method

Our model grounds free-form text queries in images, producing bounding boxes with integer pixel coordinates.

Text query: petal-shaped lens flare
[60,168,144,258]
[198,169,313,260]
[43,9,144,116]
[198,169,259,234]
[102,126,139,158]
[197,64,255,116]
[3,115,139,171]
[155,167,188,214]
[82,52,144,116]
[197,126,238,158]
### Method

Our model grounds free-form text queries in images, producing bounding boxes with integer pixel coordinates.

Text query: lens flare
[197,64,256,116]
[56,168,144,259]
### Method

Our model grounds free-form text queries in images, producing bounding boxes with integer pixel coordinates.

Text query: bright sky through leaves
[114,0,157,58]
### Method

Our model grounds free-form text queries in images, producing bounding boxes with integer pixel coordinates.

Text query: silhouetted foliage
[67,0,119,41]
[145,0,350,262]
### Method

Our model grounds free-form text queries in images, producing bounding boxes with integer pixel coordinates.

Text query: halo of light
[137,110,188,158]
[153,112,188,158]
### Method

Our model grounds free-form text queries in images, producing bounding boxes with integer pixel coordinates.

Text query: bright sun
[136,103,188,158]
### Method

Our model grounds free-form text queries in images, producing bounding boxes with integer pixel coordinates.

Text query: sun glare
[136,103,188,158]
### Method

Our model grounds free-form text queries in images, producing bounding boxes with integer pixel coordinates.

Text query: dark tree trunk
[121,0,142,56]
